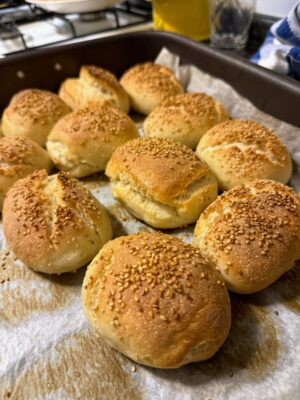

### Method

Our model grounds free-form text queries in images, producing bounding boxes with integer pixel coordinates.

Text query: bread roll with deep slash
[106,137,218,229]
[3,170,112,274]
[47,104,139,178]
[59,65,130,113]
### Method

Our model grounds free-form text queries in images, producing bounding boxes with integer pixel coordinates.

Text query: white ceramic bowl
[26,0,121,14]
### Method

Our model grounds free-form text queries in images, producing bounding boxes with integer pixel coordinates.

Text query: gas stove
[0,0,153,56]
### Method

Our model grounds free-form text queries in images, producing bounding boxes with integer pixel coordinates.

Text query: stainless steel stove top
[0,1,153,56]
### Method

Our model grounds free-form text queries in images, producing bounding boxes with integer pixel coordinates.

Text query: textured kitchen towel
[251,2,300,80]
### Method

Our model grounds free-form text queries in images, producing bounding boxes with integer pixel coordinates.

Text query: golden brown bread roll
[0,136,52,210]
[46,104,139,178]
[82,232,231,368]
[144,93,229,148]
[3,170,112,274]
[196,119,292,191]
[194,179,300,294]
[59,65,130,114]
[2,89,71,147]
[120,62,184,115]
[105,137,218,228]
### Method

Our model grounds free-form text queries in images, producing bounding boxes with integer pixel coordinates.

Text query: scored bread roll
[59,65,130,114]
[144,93,229,148]
[105,137,218,229]
[196,119,292,191]
[2,89,71,147]
[46,104,139,178]
[3,170,112,274]
[120,62,184,115]
[194,179,300,294]
[82,232,231,368]
[0,136,52,210]
[58,79,114,110]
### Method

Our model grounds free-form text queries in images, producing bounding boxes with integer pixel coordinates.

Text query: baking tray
[1,31,300,400]
[0,30,300,127]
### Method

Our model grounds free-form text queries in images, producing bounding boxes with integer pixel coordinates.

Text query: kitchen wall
[256,0,298,17]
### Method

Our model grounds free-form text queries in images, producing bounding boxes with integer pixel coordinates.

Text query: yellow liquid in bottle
[153,0,210,41]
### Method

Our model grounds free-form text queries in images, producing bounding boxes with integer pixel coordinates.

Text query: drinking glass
[209,0,256,50]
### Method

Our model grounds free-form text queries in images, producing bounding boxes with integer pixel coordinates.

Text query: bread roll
[196,119,292,191]
[59,65,129,114]
[105,137,218,229]
[82,232,231,368]
[3,170,112,274]
[120,63,184,115]
[194,179,300,294]
[2,89,71,147]
[144,93,228,148]
[0,136,52,210]
[46,104,139,178]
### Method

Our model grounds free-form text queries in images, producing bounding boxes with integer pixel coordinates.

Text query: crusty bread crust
[120,62,184,115]
[2,89,71,147]
[144,93,229,148]
[0,136,53,210]
[47,104,138,178]
[3,170,112,274]
[82,232,231,368]
[59,65,129,113]
[106,137,218,228]
[196,119,292,190]
[194,179,300,293]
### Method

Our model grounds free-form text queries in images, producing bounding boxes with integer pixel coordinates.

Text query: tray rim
[0,30,299,126]
[0,30,297,86]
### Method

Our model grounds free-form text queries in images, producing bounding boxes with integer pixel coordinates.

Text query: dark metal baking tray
[0,30,299,127]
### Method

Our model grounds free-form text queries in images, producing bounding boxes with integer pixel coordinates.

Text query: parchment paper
[1,48,300,400]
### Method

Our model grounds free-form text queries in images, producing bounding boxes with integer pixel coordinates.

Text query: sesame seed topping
[6,88,69,124]
[106,136,215,202]
[198,120,290,181]
[89,233,224,328]
[121,62,182,98]
[199,180,300,260]
[4,170,105,263]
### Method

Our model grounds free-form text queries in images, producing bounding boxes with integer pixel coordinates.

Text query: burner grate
[0,14,27,49]
[0,0,152,55]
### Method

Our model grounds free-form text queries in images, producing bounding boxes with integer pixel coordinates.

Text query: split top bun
[144,93,229,148]
[120,62,184,115]
[194,180,300,294]
[82,232,231,368]
[106,137,218,229]
[46,104,139,178]
[196,119,292,191]
[3,170,112,274]
[2,89,71,147]
[59,65,130,113]
[0,136,52,210]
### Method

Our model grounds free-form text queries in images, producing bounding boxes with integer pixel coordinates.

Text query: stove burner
[0,16,21,40]
[79,11,105,23]
[0,2,152,55]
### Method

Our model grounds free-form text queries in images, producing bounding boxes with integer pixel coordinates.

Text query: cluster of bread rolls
[1,61,299,370]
